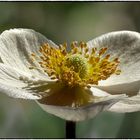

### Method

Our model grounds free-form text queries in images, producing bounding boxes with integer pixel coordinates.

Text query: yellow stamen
[30,42,121,88]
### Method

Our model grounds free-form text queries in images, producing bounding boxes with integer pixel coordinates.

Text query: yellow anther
[72,47,78,54]
[63,43,67,48]
[95,57,100,63]
[79,41,85,48]
[91,48,97,54]
[85,48,89,53]
[115,69,121,75]
[31,53,36,57]
[71,41,78,49]
[99,47,107,56]
[29,66,34,69]
[114,58,119,63]
[105,54,110,59]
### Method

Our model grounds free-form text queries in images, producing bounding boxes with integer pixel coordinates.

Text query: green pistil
[66,54,89,79]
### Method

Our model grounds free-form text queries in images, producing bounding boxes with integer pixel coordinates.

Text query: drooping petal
[0,82,40,100]
[0,63,30,87]
[0,28,58,79]
[108,91,140,113]
[0,63,47,99]
[37,87,127,121]
[88,31,140,96]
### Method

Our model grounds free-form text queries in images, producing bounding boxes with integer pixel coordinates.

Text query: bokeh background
[0,2,140,138]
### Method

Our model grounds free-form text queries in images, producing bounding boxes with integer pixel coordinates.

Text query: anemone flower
[0,29,140,138]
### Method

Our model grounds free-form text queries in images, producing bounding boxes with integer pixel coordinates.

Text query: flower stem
[66,121,76,138]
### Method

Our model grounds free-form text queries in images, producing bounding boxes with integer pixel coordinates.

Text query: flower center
[30,41,121,87]
[65,54,88,79]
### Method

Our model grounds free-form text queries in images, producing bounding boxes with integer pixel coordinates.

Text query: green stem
[66,121,76,138]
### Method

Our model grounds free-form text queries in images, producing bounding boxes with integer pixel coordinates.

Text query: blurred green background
[0,2,140,138]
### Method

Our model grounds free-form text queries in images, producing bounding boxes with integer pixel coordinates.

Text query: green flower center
[65,54,88,79]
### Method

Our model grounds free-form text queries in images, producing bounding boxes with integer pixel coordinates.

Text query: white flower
[0,28,140,121]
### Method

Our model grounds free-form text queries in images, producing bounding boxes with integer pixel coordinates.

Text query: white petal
[90,87,110,97]
[0,82,40,100]
[0,63,55,87]
[0,63,46,99]
[95,80,140,97]
[37,87,126,121]
[0,63,30,87]
[87,31,140,85]
[109,91,140,113]
[0,28,58,79]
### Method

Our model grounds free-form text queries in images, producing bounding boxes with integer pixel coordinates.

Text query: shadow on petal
[38,84,96,108]
[37,94,125,121]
